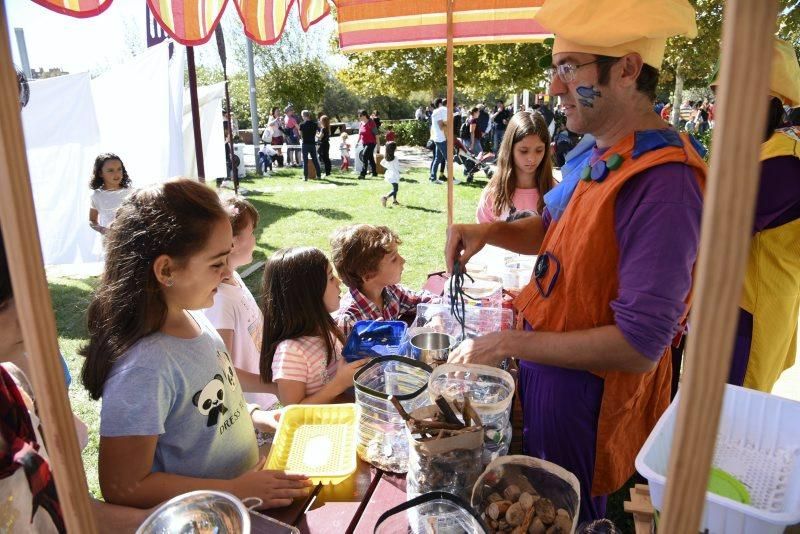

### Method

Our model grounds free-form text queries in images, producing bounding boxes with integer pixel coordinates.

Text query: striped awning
[336,0,551,53]
[29,0,330,46]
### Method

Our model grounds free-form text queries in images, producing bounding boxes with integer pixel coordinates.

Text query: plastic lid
[708,468,750,504]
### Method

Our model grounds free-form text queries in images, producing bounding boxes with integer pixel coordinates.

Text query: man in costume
[722,38,800,393]
[445,0,705,521]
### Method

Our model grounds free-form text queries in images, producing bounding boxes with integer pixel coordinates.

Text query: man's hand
[445,223,490,274]
[447,332,507,367]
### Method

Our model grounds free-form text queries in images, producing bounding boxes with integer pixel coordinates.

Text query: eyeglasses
[548,57,619,84]
[533,251,561,298]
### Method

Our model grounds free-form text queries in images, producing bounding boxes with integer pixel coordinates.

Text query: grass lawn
[50,164,633,530]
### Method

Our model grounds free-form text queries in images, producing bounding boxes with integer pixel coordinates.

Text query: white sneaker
[220,180,233,189]
[452,178,461,185]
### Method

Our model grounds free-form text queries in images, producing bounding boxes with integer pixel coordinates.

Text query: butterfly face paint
[576,86,602,108]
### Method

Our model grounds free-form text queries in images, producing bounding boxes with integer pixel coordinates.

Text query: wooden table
[260,460,408,533]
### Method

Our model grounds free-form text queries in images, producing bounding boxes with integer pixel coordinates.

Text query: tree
[660,0,799,126]
[337,42,550,102]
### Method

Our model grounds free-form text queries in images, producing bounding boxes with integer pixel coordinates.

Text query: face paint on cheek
[576,86,602,108]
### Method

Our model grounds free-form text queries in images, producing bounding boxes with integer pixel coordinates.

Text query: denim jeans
[493,128,506,153]
[257,152,272,173]
[430,140,447,180]
[301,143,321,179]
[360,143,377,177]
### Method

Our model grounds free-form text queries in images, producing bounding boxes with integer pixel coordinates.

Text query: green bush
[386,119,430,147]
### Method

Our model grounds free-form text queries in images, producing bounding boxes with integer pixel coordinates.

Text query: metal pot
[410,332,457,365]
[136,491,250,534]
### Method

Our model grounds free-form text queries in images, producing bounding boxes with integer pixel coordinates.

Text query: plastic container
[375,491,488,534]
[266,404,360,485]
[406,404,485,502]
[342,320,407,362]
[471,455,581,534]
[353,356,433,473]
[636,384,800,534]
[502,256,536,293]
[406,303,514,346]
[450,273,503,308]
[428,363,516,464]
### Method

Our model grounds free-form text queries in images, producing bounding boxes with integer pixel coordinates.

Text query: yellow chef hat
[535,0,698,69]
[711,38,800,107]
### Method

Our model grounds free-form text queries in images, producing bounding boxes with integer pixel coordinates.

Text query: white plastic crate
[636,384,800,533]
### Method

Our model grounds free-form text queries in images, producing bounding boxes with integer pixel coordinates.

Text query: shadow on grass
[248,197,352,228]
[403,205,442,214]
[458,179,489,189]
[49,280,95,341]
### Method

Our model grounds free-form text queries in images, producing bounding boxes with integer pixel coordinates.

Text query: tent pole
[187,46,206,182]
[246,38,261,176]
[445,0,454,226]
[658,0,778,531]
[0,3,97,532]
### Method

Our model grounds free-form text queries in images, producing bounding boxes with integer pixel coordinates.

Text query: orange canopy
[336,0,550,52]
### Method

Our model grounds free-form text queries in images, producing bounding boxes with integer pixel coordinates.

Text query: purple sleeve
[753,156,800,233]
[610,162,703,361]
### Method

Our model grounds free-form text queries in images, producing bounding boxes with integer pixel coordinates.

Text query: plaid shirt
[0,366,65,533]
[336,284,437,338]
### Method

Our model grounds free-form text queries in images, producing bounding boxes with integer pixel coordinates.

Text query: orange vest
[514,131,707,496]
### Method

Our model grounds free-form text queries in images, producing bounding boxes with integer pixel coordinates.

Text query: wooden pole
[445,0,455,227]
[187,46,206,181]
[0,3,97,532]
[658,1,778,532]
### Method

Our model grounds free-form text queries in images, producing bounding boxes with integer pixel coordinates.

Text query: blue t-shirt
[100,311,259,480]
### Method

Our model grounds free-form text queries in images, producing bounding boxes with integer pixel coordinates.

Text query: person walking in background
[318,115,332,177]
[284,105,301,167]
[267,107,285,167]
[477,103,491,152]
[357,109,379,179]
[429,98,448,184]
[380,141,401,207]
[491,100,511,152]
[298,110,321,181]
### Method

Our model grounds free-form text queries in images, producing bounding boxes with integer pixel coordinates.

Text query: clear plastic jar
[405,405,484,502]
[428,363,515,465]
[353,356,432,473]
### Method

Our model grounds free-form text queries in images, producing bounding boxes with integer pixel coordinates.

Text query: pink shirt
[475,187,541,223]
[271,336,341,396]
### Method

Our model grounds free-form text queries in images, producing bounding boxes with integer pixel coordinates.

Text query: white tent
[20,41,224,266]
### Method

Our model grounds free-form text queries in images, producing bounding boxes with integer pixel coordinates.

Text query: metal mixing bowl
[136,491,251,534]
[410,332,457,365]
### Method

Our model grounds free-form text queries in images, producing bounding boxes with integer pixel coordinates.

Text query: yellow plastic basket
[266,404,361,485]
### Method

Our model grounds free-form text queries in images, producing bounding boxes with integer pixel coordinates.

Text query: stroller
[454,138,495,182]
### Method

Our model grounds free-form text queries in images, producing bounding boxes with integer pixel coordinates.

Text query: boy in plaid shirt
[331,224,437,338]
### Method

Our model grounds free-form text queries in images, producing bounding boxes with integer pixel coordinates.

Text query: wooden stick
[445,0,454,227]
[435,395,462,425]
[186,46,205,181]
[0,4,96,532]
[659,1,779,532]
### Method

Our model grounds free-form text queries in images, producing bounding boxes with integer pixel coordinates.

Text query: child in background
[340,132,351,171]
[380,142,401,207]
[89,153,133,236]
[476,111,555,223]
[331,224,437,338]
[81,179,311,509]
[385,125,396,143]
[204,197,277,411]
[260,247,367,406]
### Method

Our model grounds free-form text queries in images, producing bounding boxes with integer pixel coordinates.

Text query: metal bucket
[410,332,457,365]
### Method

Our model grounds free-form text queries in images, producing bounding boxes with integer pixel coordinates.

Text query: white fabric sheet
[183,82,226,180]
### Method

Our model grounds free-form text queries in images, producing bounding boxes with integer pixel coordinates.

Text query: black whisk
[449,261,478,341]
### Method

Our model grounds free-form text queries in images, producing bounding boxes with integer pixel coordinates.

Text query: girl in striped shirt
[259,247,367,405]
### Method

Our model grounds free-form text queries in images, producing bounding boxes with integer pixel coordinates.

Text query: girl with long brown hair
[260,247,366,405]
[476,111,555,222]
[81,178,310,509]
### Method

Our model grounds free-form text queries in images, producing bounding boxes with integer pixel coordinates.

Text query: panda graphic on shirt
[192,374,229,427]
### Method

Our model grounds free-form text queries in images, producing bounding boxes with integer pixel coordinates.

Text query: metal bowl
[410,332,457,365]
[136,491,250,534]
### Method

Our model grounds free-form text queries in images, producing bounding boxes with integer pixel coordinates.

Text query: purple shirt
[543,157,703,361]
[752,156,800,233]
